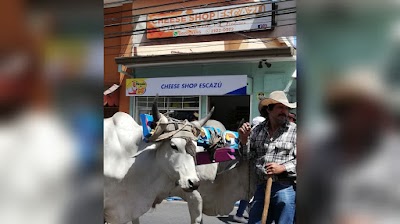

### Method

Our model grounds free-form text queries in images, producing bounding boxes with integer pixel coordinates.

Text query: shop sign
[126,75,247,96]
[146,3,272,39]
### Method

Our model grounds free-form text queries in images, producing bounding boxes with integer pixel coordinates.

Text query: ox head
[146,96,214,192]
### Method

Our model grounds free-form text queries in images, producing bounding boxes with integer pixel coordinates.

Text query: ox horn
[148,95,168,141]
[152,95,161,123]
[191,107,215,129]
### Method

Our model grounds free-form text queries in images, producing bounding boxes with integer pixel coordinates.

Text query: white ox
[104,101,214,224]
[152,120,256,224]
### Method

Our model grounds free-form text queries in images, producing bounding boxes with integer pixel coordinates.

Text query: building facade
[105,0,296,127]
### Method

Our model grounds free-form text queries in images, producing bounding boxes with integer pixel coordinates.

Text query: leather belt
[275,178,296,185]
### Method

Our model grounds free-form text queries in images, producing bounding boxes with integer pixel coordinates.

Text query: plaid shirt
[240,120,297,182]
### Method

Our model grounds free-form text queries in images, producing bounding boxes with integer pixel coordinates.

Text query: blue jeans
[236,200,249,217]
[248,182,296,224]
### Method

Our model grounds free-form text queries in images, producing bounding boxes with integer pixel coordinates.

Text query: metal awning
[115,47,295,68]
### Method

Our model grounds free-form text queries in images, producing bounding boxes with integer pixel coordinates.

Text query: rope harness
[148,117,201,164]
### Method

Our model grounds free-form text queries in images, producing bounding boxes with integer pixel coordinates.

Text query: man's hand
[265,163,286,175]
[238,122,251,144]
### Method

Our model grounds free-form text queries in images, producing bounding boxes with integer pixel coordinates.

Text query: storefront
[116,48,296,128]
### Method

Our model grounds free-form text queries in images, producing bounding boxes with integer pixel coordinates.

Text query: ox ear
[191,107,215,129]
[132,142,160,158]
[132,149,149,158]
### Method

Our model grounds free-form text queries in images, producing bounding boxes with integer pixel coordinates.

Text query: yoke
[140,113,240,165]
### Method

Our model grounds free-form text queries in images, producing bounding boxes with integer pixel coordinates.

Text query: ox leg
[186,190,203,224]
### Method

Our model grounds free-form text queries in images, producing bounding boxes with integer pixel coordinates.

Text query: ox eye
[170,143,178,150]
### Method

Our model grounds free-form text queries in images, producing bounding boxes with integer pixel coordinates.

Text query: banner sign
[126,75,247,96]
[146,3,272,39]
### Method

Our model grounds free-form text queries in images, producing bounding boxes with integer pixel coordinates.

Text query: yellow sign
[126,79,147,96]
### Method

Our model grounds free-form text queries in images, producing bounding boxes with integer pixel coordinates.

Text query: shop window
[135,96,200,124]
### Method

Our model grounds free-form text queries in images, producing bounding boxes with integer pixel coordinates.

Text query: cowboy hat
[325,68,387,106]
[258,91,297,112]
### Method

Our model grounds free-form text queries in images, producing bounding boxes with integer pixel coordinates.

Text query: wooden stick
[261,176,273,224]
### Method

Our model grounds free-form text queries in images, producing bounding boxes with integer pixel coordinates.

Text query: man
[239,91,297,224]
[298,70,400,224]
[0,7,93,223]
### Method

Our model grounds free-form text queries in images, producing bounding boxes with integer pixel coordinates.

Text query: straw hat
[258,91,297,112]
[325,68,387,106]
